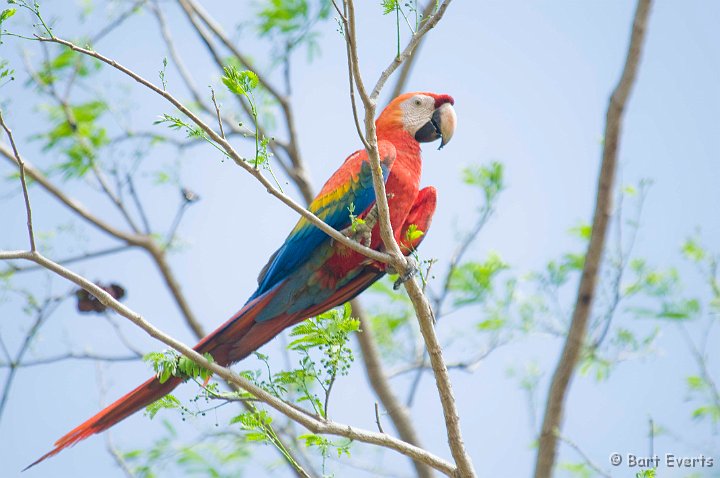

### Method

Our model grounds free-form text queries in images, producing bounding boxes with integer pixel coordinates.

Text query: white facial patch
[400,94,436,136]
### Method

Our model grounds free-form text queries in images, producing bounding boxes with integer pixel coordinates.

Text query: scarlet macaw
[29,91,456,467]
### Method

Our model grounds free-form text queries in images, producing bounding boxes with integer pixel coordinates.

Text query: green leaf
[462,161,505,204]
[222,66,259,97]
[0,8,16,22]
[449,252,508,306]
[682,237,706,262]
[477,317,505,331]
[145,395,181,419]
[405,223,424,242]
[686,375,706,391]
[258,0,314,35]
[623,184,637,196]
[692,405,720,423]
[655,299,700,320]
[568,222,592,241]
[382,0,399,15]
[635,469,656,478]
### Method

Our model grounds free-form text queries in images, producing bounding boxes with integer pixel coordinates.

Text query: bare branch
[4,243,130,273]
[0,296,64,423]
[1,352,140,368]
[0,111,37,251]
[340,0,475,475]
[352,300,435,478]
[210,88,225,140]
[534,1,653,476]
[91,0,148,46]
[403,278,475,477]
[343,0,401,265]
[0,143,147,246]
[370,1,453,101]
[126,174,152,234]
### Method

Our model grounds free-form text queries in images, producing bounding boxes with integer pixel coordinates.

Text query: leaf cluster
[256,0,331,60]
[144,349,215,385]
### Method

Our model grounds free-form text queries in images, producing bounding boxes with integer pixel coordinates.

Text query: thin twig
[0,296,64,423]
[2,245,131,274]
[126,174,152,234]
[151,0,254,140]
[557,434,611,478]
[91,0,147,46]
[388,1,438,101]
[0,111,36,251]
[534,1,653,476]
[0,353,140,368]
[210,88,225,139]
[90,162,142,234]
[374,402,385,434]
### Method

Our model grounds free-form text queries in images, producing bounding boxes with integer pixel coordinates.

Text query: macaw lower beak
[414,103,457,149]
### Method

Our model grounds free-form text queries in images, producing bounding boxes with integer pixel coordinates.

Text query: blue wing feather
[248,143,395,302]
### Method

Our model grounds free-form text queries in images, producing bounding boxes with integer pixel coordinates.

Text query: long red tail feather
[26,291,280,470]
[24,375,182,470]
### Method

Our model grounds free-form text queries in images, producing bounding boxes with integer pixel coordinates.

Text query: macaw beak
[414,102,457,149]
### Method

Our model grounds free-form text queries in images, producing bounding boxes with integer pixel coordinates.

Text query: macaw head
[376,92,456,149]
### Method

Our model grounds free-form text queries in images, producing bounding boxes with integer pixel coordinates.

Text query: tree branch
[339,1,475,476]
[352,299,435,478]
[0,143,147,247]
[0,295,64,423]
[0,111,37,251]
[533,1,653,476]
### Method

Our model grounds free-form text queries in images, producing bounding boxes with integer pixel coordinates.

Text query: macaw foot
[342,204,379,247]
[390,256,419,290]
[345,219,373,247]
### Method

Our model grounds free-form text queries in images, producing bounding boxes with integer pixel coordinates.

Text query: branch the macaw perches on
[337,1,475,477]
[534,1,653,477]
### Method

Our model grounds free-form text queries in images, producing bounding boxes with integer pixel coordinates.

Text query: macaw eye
[414,98,422,106]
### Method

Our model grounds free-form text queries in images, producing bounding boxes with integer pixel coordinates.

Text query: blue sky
[1,1,719,477]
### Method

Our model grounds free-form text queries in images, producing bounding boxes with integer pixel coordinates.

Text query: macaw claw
[391,256,419,290]
[342,204,379,247]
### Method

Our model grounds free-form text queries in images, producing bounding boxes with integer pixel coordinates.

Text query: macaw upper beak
[414,102,457,149]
